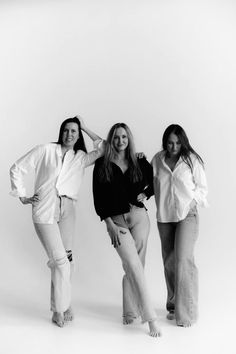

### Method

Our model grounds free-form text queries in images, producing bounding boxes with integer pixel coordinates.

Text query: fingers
[137,193,145,202]
[111,228,127,248]
[29,193,40,205]
[77,115,85,128]
[112,235,121,248]
[32,193,40,202]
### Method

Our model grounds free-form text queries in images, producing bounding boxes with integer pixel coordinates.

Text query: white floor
[1,205,235,354]
[1,278,235,354]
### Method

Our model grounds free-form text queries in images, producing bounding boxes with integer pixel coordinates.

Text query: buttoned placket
[55,148,73,196]
[162,157,182,221]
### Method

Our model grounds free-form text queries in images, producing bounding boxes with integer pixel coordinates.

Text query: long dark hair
[57,116,87,153]
[162,124,204,171]
[100,123,142,183]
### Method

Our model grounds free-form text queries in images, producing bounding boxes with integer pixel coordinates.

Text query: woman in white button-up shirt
[10,116,104,327]
[151,124,208,327]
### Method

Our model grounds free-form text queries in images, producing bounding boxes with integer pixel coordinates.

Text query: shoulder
[137,156,150,166]
[94,156,105,169]
[151,151,164,164]
[189,152,203,168]
[137,157,153,174]
[31,143,48,154]
[43,143,57,151]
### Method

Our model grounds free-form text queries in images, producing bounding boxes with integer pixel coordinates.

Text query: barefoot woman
[151,124,208,327]
[10,116,103,327]
[93,123,161,337]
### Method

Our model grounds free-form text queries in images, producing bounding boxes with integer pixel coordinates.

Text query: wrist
[104,217,114,227]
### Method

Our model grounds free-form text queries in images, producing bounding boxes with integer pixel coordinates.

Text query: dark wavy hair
[57,116,87,153]
[162,124,204,171]
[100,123,142,183]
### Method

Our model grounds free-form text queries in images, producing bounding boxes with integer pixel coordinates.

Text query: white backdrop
[1,1,236,353]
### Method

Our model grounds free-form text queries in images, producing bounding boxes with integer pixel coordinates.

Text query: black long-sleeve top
[93,157,154,220]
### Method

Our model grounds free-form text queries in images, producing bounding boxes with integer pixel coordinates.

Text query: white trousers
[34,196,76,313]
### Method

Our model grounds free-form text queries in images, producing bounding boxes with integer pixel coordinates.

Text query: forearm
[81,125,101,142]
[104,217,114,227]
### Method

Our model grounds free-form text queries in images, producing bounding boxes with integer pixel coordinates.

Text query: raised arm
[78,115,102,141]
[77,115,105,167]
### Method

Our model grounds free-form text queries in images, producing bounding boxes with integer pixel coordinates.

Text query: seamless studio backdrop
[1,1,236,354]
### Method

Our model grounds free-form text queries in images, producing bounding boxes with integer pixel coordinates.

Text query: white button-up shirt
[151,151,208,222]
[10,140,104,224]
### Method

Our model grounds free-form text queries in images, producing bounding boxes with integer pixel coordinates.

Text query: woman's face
[113,127,129,153]
[62,122,79,149]
[166,133,181,157]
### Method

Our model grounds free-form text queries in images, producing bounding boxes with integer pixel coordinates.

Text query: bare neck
[114,151,126,162]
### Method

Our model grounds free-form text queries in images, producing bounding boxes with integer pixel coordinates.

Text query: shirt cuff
[9,188,26,198]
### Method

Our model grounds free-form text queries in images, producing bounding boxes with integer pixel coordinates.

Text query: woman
[10,116,104,327]
[93,123,161,338]
[151,124,208,327]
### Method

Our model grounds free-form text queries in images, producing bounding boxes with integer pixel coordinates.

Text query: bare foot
[52,312,64,327]
[166,311,175,320]
[177,321,192,327]
[148,319,162,337]
[123,313,136,325]
[64,307,74,322]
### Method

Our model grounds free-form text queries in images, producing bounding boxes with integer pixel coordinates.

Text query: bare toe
[52,312,64,327]
[123,313,136,325]
[177,321,192,327]
[64,307,74,321]
[148,320,162,338]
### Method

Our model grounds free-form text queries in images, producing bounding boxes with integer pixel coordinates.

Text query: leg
[157,222,176,318]
[175,210,199,327]
[115,226,161,337]
[122,207,150,324]
[34,222,71,327]
[58,197,76,321]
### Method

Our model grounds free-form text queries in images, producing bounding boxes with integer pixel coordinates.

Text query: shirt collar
[56,144,75,157]
[160,151,183,169]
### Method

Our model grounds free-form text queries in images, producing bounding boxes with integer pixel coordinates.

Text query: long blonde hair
[100,123,142,183]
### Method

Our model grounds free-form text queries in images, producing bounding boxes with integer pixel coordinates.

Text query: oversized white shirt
[10,140,104,224]
[151,151,208,222]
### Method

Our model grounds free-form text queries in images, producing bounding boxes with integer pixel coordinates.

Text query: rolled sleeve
[9,145,44,198]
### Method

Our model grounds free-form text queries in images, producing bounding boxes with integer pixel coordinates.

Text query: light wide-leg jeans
[157,207,199,325]
[34,196,76,313]
[112,205,156,323]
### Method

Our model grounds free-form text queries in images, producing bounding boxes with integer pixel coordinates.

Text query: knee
[123,258,142,275]
[48,250,69,268]
[66,250,73,263]
[176,256,195,271]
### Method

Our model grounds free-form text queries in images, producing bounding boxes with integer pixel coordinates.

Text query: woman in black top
[93,123,161,338]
